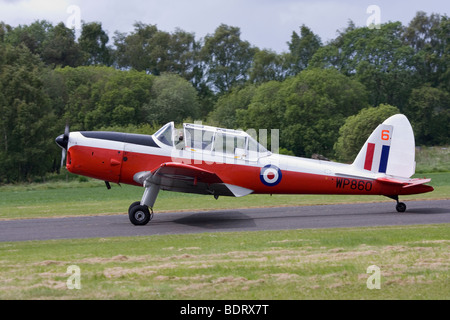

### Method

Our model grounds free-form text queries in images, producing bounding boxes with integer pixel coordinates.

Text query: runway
[0,200,449,242]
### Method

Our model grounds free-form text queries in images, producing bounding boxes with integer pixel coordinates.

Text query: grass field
[415,146,450,173]
[0,224,448,300]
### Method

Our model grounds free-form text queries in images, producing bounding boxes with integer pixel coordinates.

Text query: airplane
[55,114,434,226]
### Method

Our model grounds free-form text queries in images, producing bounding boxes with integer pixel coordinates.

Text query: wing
[133,162,253,197]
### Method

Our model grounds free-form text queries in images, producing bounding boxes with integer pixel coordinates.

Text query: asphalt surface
[0,200,449,242]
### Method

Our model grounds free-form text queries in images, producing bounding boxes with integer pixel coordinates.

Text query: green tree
[167,28,199,82]
[200,24,256,93]
[143,73,200,125]
[0,22,12,43]
[3,20,53,56]
[310,22,416,110]
[403,11,442,52]
[114,23,198,79]
[235,81,285,152]
[248,49,288,84]
[0,43,57,182]
[403,12,448,88]
[207,84,257,128]
[51,66,117,130]
[405,85,449,145]
[114,23,161,73]
[41,22,83,67]
[85,68,154,129]
[280,68,369,157]
[287,25,322,75]
[334,104,400,162]
[236,81,284,130]
[50,66,154,130]
[79,21,112,66]
[435,15,450,91]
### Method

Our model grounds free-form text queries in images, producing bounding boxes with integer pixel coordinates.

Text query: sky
[0,0,448,53]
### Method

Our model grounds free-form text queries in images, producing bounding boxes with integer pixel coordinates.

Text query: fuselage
[65,131,433,197]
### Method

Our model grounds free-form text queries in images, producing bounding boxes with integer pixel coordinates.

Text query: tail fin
[352,114,416,178]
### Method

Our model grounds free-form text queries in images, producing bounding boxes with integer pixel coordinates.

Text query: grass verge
[0,224,448,300]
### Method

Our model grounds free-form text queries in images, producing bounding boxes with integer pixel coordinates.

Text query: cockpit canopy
[153,122,270,160]
[154,122,175,147]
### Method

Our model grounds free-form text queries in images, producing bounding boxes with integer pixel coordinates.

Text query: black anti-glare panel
[80,131,160,148]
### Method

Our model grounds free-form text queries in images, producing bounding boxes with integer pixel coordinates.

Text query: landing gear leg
[128,183,160,226]
[386,195,407,213]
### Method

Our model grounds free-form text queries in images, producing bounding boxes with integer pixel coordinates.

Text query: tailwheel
[129,204,153,226]
[396,202,407,213]
[386,196,407,213]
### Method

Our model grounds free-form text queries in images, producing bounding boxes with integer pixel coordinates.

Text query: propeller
[55,123,70,169]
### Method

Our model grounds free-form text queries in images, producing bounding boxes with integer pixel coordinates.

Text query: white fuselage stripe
[69,132,381,180]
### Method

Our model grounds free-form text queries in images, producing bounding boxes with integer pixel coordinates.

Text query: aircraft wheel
[129,205,152,226]
[396,202,407,213]
[128,201,141,213]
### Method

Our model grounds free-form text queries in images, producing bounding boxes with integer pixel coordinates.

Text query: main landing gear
[128,202,153,226]
[128,183,160,226]
[387,195,407,213]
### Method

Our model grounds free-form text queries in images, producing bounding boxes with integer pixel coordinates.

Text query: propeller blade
[61,148,66,169]
[56,123,70,169]
[64,123,70,141]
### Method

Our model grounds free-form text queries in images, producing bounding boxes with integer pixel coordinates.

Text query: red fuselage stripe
[66,144,433,197]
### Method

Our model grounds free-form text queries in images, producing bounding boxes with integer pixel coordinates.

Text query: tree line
[0,11,448,182]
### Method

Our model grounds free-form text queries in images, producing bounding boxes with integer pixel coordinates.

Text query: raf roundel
[260,165,282,187]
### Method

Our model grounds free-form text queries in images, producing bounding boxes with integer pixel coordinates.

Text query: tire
[129,205,151,226]
[396,202,407,213]
[128,201,141,213]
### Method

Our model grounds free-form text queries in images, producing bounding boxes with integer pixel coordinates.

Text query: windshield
[247,135,268,154]
[154,122,174,147]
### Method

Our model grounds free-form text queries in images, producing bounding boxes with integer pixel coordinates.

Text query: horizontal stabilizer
[376,177,431,188]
